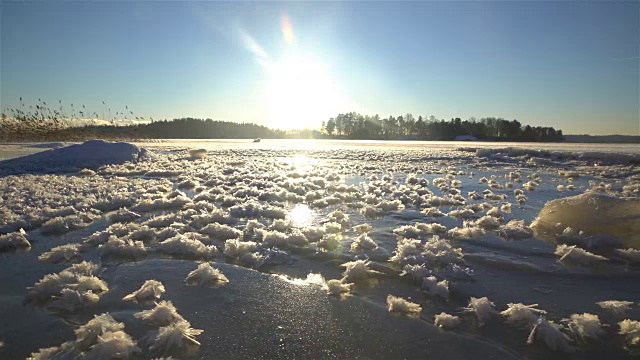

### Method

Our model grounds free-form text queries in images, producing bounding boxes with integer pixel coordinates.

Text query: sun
[266,55,342,130]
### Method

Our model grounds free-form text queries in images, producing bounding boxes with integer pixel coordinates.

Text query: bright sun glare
[259,13,345,130]
[266,55,341,130]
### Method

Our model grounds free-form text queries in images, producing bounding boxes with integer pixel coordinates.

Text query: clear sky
[1,1,638,134]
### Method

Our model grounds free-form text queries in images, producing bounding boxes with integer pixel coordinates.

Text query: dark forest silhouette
[0,117,315,142]
[321,113,564,142]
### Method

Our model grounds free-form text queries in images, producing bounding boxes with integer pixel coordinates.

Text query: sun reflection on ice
[287,204,314,228]
[279,155,321,170]
[274,273,326,287]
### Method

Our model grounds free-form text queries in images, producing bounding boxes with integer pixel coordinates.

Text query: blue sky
[1,1,638,135]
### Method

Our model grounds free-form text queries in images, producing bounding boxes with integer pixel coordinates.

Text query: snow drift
[0,140,144,175]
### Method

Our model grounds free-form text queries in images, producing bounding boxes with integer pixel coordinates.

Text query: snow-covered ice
[1,139,639,359]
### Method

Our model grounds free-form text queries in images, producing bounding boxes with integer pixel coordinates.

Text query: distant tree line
[321,113,564,141]
[564,134,640,144]
[0,117,317,142]
[138,118,291,139]
[1,97,563,143]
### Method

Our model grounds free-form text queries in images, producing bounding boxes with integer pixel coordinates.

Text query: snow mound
[185,262,229,287]
[340,259,383,282]
[135,301,185,327]
[434,312,461,329]
[386,295,422,314]
[0,228,31,252]
[618,319,640,355]
[49,288,100,312]
[566,313,604,341]
[0,140,144,175]
[554,245,607,265]
[532,192,640,248]
[527,318,574,353]
[108,208,141,223]
[401,264,432,281]
[99,237,147,261]
[123,280,166,303]
[421,276,449,300]
[501,303,546,327]
[350,233,378,252]
[200,223,242,241]
[463,297,497,326]
[498,220,533,240]
[147,320,203,357]
[25,261,108,310]
[38,243,82,264]
[157,235,215,260]
[597,300,634,317]
[619,319,640,352]
[85,330,140,359]
[393,222,447,239]
[223,239,258,258]
[75,313,126,350]
[615,248,640,263]
[323,279,353,295]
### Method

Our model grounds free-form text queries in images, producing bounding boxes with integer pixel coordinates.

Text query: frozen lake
[0,139,639,359]
[2,139,639,161]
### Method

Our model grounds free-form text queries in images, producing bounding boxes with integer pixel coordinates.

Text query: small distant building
[455,134,478,141]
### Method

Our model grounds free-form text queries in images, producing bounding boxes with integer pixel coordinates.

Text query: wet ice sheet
[0,143,66,161]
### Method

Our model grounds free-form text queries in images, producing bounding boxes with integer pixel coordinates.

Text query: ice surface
[2,140,640,359]
[533,192,640,248]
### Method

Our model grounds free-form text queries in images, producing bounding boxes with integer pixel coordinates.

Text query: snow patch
[0,140,143,175]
